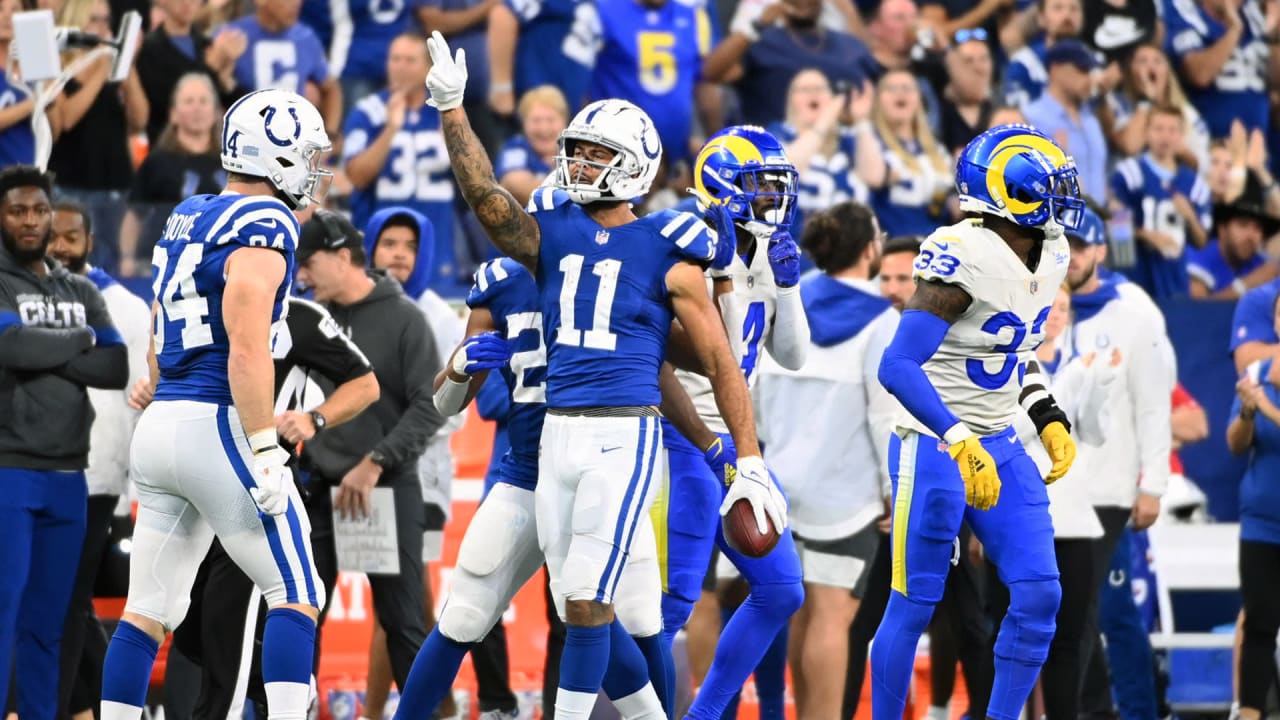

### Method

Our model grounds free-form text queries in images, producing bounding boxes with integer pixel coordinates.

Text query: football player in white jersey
[873,124,1083,720]
[653,125,807,720]
[100,89,331,720]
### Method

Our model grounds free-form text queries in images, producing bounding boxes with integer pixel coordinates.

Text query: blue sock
[101,621,159,718]
[602,620,651,699]
[631,630,674,715]
[687,581,803,720]
[753,624,789,720]
[870,592,936,720]
[557,624,612,718]
[718,606,742,720]
[262,608,317,719]
[394,629,473,720]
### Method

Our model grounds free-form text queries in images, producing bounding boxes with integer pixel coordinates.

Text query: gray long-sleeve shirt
[302,273,445,484]
[0,247,128,470]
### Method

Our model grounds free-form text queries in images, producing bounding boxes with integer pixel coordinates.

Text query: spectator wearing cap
[937,28,994,156]
[1003,0,1084,107]
[1109,103,1211,299]
[1189,179,1280,299]
[1023,38,1109,200]
[1164,0,1273,139]
[702,0,878,128]
[1064,206,1173,720]
[295,210,446,702]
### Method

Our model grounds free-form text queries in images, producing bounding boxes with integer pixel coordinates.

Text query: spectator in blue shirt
[1189,182,1280,299]
[702,0,878,128]
[1109,103,1211,299]
[1024,39,1109,201]
[867,68,954,238]
[330,0,426,118]
[1165,0,1272,138]
[1227,317,1280,720]
[1231,276,1280,374]
[496,85,568,206]
[220,0,343,136]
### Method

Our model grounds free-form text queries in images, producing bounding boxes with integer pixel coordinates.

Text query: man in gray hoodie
[295,208,446,699]
[0,165,128,720]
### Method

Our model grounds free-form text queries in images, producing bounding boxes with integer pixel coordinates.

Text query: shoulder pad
[467,257,530,308]
[654,209,715,264]
[209,195,300,253]
[914,222,984,291]
[526,187,571,214]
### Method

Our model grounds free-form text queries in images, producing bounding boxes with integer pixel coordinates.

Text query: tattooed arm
[439,107,541,272]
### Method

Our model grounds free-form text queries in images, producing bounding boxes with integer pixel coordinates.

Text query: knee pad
[437,595,501,644]
[615,556,663,638]
[749,580,805,623]
[996,578,1061,665]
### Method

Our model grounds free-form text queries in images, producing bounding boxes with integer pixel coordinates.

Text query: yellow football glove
[1040,421,1076,484]
[948,436,1001,511]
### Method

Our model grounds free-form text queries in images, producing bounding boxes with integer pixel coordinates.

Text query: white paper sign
[332,487,400,575]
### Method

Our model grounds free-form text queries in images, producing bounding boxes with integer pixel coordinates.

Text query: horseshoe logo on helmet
[262,106,302,148]
[638,117,661,160]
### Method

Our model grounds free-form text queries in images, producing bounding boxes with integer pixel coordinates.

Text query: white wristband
[433,375,472,416]
[248,429,278,453]
[942,423,972,446]
[1234,278,1248,296]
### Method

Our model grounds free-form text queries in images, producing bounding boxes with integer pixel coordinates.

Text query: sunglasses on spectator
[953,27,988,44]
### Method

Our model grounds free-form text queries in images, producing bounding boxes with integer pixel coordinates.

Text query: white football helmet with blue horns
[553,99,662,204]
[220,89,332,209]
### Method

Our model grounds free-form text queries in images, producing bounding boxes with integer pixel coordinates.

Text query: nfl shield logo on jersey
[595,230,610,245]
[1029,279,1039,294]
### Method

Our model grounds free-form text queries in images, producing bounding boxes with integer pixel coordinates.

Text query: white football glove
[249,446,292,516]
[425,30,468,112]
[719,455,788,535]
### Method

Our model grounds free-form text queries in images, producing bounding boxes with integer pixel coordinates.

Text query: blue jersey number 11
[557,253,620,351]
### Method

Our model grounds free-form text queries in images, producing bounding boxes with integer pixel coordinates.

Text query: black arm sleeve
[372,307,446,468]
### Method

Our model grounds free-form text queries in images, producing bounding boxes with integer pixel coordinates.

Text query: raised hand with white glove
[719,454,788,536]
[425,30,468,112]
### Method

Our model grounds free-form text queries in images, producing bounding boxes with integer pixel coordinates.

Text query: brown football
[722,498,780,558]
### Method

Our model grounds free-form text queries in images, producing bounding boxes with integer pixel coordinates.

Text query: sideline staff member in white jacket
[1063,207,1174,720]
[47,202,151,719]
[1014,277,1113,720]
[755,201,898,720]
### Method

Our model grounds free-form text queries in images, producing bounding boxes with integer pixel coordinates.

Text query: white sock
[611,683,665,720]
[266,680,312,720]
[101,700,144,720]
[554,688,601,720]
[927,704,951,720]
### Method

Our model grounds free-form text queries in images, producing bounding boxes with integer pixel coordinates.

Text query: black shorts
[793,524,881,597]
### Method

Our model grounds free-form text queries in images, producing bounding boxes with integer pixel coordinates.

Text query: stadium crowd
[0,0,1277,715]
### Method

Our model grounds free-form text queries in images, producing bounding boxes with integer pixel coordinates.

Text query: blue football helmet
[692,125,798,232]
[955,124,1085,237]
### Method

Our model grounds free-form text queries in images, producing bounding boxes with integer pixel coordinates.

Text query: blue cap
[1046,39,1100,71]
[1065,208,1106,245]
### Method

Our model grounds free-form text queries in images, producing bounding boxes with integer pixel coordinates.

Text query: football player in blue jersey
[396,257,682,720]
[424,32,787,720]
[99,89,331,720]
[873,125,1082,720]
[652,125,808,720]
